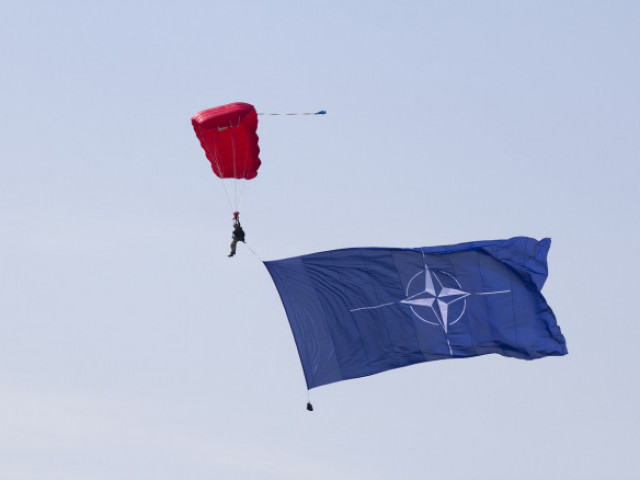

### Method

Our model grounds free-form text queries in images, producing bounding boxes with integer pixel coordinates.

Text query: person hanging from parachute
[191,102,260,257]
[228,211,245,257]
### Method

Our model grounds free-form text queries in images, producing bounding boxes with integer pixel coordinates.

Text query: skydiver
[228,212,245,257]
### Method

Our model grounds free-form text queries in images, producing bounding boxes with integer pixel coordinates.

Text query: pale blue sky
[1,1,639,479]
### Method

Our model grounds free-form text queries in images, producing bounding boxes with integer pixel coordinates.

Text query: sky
[1,1,639,479]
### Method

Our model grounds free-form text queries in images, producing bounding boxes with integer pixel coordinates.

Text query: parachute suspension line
[229,114,251,214]
[221,180,235,212]
[230,123,239,211]
[210,142,235,213]
[235,179,253,215]
[257,110,327,116]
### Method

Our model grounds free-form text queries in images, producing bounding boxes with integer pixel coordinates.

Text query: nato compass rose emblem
[349,254,510,355]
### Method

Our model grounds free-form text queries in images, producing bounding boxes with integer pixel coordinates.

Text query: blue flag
[265,237,567,389]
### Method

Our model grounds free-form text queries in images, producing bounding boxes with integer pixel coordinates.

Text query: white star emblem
[349,253,511,356]
[401,264,470,333]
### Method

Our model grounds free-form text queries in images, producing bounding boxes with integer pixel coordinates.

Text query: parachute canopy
[192,102,261,180]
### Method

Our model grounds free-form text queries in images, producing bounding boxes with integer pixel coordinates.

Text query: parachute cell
[192,102,261,180]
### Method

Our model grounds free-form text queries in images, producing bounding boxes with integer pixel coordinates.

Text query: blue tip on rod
[258,110,327,116]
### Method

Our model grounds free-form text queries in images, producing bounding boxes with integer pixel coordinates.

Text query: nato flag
[264,237,567,389]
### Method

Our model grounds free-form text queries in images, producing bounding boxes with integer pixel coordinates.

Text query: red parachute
[192,102,323,215]
[192,102,261,180]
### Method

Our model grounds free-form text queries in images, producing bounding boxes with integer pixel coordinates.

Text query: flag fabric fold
[264,237,567,389]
